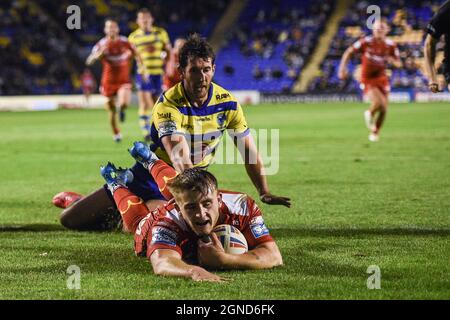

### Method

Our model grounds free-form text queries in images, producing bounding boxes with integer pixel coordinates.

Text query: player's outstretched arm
[338,46,354,80]
[198,233,283,270]
[424,34,440,93]
[161,134,194,172]
[235,135,291,207]
[86,46,106,66]
[150,249,227,282]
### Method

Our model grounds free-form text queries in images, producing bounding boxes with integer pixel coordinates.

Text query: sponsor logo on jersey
[158,120,177,136]
[151,227,177,246]
[197,116,212,122]
[157,112,172,120]
[250,216,269,238]
[217,113,227,128]
[215,93,231,100]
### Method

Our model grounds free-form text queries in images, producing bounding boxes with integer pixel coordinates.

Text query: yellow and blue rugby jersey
[150,82,250,168]
[128,27,170,75]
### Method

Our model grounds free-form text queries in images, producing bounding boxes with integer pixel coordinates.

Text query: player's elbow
[150,254,166,275]
[270,246,283,268]
[259,242,283,269]
[342,48,353,60]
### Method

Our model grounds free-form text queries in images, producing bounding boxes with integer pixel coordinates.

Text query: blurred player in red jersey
[80,68,96,107]
[338,19,402,142]
[163,38,186,90]
[86,18,145,142]
[99,143,283,282]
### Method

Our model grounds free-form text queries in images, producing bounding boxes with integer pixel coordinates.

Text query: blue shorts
[104,162,165,204]
[135,74,163,96]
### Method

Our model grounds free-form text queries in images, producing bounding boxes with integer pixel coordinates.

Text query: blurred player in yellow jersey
[128,8,172,141]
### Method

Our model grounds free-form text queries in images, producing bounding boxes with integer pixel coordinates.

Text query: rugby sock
[374,110,386,134]
[113,187,150,233]
[149,160,178,200]
[139,111,151,138]
[119,104,127,123]
[107,101,120,135]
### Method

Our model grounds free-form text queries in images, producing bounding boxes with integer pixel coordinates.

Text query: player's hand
[260,193,291,208]
[338,68,348,80]
[142,71,150,82]
[138,66,149,82]
[190,266,229,282]
[428,82,440,93]
[197,233,227,268]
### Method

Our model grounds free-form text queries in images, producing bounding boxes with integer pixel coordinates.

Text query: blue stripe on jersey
[149,123,162,150]
[228,128,250,139]
[176,101,237,116]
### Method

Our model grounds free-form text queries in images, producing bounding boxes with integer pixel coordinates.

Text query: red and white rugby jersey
[351,35,399,80]
[91,36,134,85]
[134,190,274,263]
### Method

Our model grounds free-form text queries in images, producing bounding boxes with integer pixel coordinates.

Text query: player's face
[175,188,220,237]
[181,57,215,103]
[104,21,119,38]
[373,21,389,39]
[137,12,153,31]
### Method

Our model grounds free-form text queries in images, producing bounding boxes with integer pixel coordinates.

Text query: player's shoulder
[210,82,238,105]
[153,25,168,35]
[95,37,108,46]
[352,35,369,49]
[384,38,396,47]
[363,35,374,44]
[156,83,187,109]
[119,35,129,43]
[128,29,142,40]
[220,190,255,217]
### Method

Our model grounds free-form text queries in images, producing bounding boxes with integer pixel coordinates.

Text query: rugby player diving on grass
[99,141,283,281]
[53,33,290,231]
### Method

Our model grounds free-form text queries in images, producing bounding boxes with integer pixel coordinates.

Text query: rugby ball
[213,224,248,255]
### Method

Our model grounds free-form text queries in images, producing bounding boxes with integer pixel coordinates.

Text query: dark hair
[137,8,152,16]
[179,33,215,69]
[167,168,218,196]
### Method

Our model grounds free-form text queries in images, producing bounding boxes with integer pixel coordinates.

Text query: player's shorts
[103,162,166,205]
[360,76,390,96]
[82,86,94,94]
[100,83,131,98]
[135,74,163,96]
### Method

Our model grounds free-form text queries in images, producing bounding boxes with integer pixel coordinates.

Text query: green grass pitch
[0,102,449,299]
